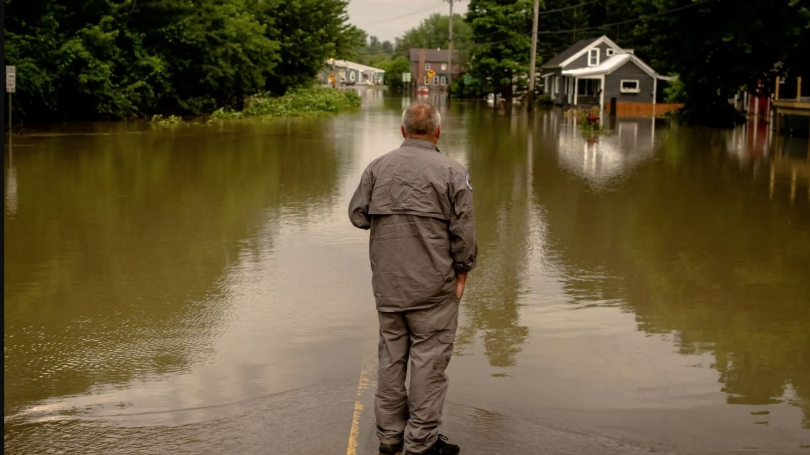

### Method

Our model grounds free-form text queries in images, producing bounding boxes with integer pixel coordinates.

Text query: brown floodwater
[4,90,810,454]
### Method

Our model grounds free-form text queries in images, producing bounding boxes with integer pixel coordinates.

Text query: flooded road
[4,91,810,454]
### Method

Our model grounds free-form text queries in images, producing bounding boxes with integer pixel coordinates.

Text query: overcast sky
[347,0,471,43]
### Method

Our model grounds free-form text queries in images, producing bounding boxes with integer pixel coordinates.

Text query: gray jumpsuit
[349,138,478,453]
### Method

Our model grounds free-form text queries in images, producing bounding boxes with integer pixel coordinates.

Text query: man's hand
[455,273,468,299]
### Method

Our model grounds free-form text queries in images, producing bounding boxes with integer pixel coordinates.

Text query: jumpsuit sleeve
[449,168,478,273]
[348,165,373,230]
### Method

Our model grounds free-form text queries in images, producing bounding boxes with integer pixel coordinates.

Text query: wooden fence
[605,102,683,117]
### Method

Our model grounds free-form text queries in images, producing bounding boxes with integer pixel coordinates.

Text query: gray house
[541,36,669,112]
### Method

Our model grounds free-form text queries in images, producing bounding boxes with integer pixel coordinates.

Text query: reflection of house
[541,36,672,113]
[321,60,385,86]
[555,116,658,186]
[409,49,461,90]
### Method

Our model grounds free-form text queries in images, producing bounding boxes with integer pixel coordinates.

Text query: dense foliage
[462,0,810,125]
[466,0,534,101]
[211,87,361,118]
[6,0,809,125]
[4,0,363,121]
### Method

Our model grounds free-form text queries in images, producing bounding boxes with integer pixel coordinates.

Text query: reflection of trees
[533,126,810,429]
[454,112,530,368]
[3,121,341,416]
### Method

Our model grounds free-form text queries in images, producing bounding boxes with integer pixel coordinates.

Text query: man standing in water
[349,101,477,455]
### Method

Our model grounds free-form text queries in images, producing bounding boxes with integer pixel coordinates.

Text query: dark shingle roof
[409,48,461,63]
[541,37,600,68]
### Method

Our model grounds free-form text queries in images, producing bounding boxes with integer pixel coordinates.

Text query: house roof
[541,37,600,68]
[561,53,659,79]
[408,49,461,63]
[329,59,385,73]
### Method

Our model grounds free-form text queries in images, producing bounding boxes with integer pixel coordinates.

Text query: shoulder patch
[465,172,473,191]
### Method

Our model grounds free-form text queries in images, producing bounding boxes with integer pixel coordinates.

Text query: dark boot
[379,441,403,455]
[406,435,460,455]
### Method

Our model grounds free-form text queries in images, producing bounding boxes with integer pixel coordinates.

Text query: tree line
[6,0,809,125]
[358,0,809,126]
[4,0,364,121]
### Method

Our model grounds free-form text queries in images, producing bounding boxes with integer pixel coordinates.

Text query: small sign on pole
[6,66,15,143]
[6,66,16,93]
[402,72,412,83]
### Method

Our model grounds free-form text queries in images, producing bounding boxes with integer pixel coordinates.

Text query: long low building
[322,59,385,86]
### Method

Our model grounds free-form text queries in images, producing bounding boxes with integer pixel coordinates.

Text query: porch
[573,78,601,106]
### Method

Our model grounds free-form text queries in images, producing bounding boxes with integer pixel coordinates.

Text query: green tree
[250,0,363,95]
[466,0,535,102]
[395,13,473,58]
[3,0,363,120]
[356,34,395,66]
[534,0,590,66]
[635,0,810,126]
[376,56,411,91]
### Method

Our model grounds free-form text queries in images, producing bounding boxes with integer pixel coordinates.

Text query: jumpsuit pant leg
[375,310,411,445]
[403,297,460,454]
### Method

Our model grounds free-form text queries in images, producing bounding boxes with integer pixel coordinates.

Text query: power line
[538,0,718,35]
[468,0,718,45]
[376,1,446,25]
[352,0,718,59]
[538,0,603,15]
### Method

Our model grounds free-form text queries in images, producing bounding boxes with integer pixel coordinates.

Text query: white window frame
[620,79,641,93]
[588,48,599,67]
[433,76,439,85]
[441,63,447,71]
[424,76,429,85]
[606,48,615,57]
[350,71,356,81]
[441,76,447,85]
[425,63,431,70]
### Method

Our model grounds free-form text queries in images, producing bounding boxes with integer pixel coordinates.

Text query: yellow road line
[346,349,376,455]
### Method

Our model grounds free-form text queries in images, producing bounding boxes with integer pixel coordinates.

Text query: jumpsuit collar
[402,138,441,153]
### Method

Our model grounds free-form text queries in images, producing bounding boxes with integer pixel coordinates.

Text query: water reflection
[5,146,17,217]
[534,119,810,428]
[556,116,660,188]
[3,121,342,419]
[455,111,532,368]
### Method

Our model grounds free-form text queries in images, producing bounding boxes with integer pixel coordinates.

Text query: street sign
[6,66,16,93]
[402,72,412,83]
[427,69,436,80]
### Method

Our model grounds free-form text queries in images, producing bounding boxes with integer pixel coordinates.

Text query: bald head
[401,101,442,142]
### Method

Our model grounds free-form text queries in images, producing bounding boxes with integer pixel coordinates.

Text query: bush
[212,87,362,119]
[535,94,553,106]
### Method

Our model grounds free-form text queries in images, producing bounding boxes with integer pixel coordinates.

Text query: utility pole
[445,0,457,88]
[527,0,540,111]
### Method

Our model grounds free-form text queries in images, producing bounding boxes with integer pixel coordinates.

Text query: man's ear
[434,125,441,142]
[401,125,407,138]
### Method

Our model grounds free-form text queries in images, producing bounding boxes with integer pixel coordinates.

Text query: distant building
[409,49,462,90]
[541,36,673,113]
[322,60,385,86]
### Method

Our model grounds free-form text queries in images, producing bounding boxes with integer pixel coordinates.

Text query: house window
[425,63,431,70]
[606,49,615,57]
[441,76,447,85]
[588,48,599,67]
[424,76,429,85]
[350,71,356,81]
[433,76,439,85]
[441,63,447,71]
[620,79,640,93]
